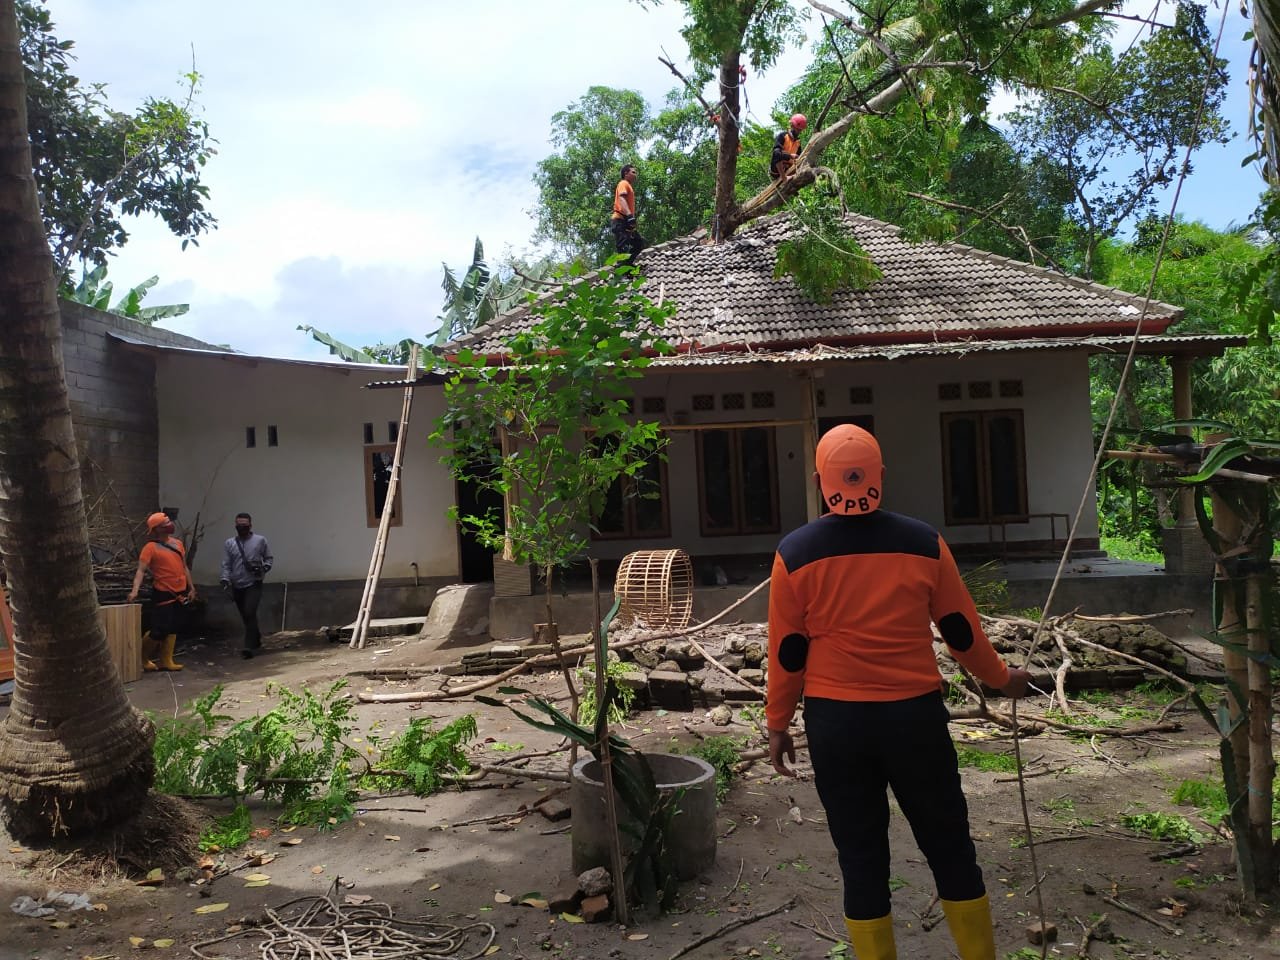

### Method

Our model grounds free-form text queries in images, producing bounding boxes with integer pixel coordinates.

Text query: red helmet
[790,113,808,131]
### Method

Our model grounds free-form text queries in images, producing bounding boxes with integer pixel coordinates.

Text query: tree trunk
[0,0,154,840]
[712,52,744,240]
[1243,499,1276,893]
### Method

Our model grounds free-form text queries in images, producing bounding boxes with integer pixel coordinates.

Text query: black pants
[804,691,985,919]
[232,583,263,651]
[610,219,646,258]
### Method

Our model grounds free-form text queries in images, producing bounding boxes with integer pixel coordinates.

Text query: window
[245,426,256,448]
[362,422,374,444]
[364,445,403,528]
[641,396,666,414]
[267,425,279,447]
[940,410,1027,524]
[593,448,670,539]
[849,386,874,405]
[692,394,715,411]
[696,427,779,536]
[722,392,745,411]
[751,391,775,409]
[999,379,1024,398]
[388,421,399,443]
[968,381,993,399]
[938,383,961,401]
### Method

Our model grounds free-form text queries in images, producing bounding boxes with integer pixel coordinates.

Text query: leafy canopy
[18,0,217,270]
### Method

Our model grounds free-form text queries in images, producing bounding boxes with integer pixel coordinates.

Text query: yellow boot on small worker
[141,630,158,671]
[844,914,896,960]
[941,894,997,960]
[157,634,183,671]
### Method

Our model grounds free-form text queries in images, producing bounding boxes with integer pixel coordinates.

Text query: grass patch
[955,745,1019,773]
[199,804,251,852]
[1120,811,1203,844]
[688,735,748,803]
[1101,535,1163,564]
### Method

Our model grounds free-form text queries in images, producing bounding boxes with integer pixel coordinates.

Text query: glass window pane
[946,418,982,521]
[596,476,625,534]
[631,458,667,533]
[700,431,736,531]
[986,415,1024,517]
[739,428,776,530]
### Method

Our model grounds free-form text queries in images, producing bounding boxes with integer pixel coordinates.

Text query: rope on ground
[189,878,497,960]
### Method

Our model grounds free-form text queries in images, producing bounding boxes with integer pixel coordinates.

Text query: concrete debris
[576,867,612,897]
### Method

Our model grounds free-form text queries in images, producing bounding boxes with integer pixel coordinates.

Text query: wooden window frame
[695,427,780,537]
[364,444,404,529]
[591,456,672,540]
[940,410,1028,525]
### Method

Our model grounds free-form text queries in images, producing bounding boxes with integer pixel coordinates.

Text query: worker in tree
[609,164,646,260]
[767,424,1031,960]
[772,113,807,179]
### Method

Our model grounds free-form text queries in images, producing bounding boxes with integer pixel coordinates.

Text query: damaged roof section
[452,211,1185,356]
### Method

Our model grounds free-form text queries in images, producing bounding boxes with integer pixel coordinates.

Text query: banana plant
[62,265,189,323]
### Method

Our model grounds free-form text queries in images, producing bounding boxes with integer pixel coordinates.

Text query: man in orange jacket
[128,512,195,671]
[771,113,806,179]
[609,164,645,259]
[767,424,1030,960]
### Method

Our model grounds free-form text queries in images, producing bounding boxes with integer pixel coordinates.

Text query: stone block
[655,659,683,673]
[1026,921,1057,945]
[724,633,747,654]
[538,798,572,822]
[576,866,612,897]
[719,652,745,672]
[738,668,765,686]
[547,885,582,914]
[647,670,693,711]
[490,644,524,659]
[580,893,611,923]
[742,641,765,666]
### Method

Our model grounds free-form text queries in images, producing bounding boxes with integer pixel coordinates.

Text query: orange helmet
[790,113,808,131]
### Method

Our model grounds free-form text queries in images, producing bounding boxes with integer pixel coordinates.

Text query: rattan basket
[614,548,694,630]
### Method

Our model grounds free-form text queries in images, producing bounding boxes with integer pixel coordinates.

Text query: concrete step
[336,616,426,640]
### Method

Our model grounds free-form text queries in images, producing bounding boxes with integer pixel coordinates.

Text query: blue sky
[47,0,1261,360]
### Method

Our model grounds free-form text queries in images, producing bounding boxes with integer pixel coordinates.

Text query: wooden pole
[1210,487,1251,795]
[1170,358,1196,527]
[351,346,419,649]
[591,558,630,925]
[802,374,820,522]
[1243,498,1275,893]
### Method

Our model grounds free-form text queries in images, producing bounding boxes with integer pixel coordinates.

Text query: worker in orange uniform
[771,113,807,179]
[127,512,195,671]
[767,424,1030,960]
[609,164,645,259]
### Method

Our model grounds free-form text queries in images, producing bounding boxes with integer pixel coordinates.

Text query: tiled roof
[453,212,1183,355]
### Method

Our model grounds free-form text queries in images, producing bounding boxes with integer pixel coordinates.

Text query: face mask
[236,526,250,535]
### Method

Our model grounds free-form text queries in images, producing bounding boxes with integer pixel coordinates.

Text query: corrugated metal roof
[108,332,413,375]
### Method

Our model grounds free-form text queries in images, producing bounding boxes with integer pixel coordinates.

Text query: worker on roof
[767,424,1030,960]
[772,113,807,179]
[609,164,646,260]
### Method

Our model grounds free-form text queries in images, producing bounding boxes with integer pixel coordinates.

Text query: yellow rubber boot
[844,914,896,960]
[157,634,183,671]
[141,631,158,672]
[941,894,997,960]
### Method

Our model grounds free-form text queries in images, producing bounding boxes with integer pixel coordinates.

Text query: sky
[47,0,1260,361]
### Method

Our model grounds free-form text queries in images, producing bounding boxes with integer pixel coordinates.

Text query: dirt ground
[1,624,1278,960]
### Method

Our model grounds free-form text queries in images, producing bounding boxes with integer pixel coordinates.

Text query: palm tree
[0,0,154,839]
[1250,0,1280,183]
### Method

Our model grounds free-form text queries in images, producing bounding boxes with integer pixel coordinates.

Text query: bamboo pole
[1210,487,1250,794]
[591,559,630,925]
[1244,525,1275,892]
[351,346,419,649]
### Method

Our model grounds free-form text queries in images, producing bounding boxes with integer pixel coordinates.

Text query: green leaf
[1179,438,1252,483]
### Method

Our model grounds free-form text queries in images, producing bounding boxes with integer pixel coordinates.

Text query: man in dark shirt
[220,512,273,659]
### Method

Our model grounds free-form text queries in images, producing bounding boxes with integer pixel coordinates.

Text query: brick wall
[58,300,216,555]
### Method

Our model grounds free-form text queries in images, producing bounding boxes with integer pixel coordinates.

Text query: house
[444,212,1238,623]
[84,212,1239,637]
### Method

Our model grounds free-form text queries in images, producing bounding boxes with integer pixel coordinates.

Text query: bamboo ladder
[350,345,419,650]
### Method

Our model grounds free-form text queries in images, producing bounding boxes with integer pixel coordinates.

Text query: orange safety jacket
[766,510,1010,730]
[612,179,636,220]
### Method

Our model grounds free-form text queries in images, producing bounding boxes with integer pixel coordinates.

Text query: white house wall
[156,356,457,584]
[588,349,1098,560]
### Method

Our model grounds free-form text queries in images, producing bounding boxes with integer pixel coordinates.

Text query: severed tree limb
[1100,894,1181,935]
[1077,911,1110,957]
[1052,634,1075,716]
[1068,609,1195,623]
[668,897,797,960]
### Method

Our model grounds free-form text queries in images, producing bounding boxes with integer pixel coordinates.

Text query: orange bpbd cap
[147,512,171,531]
[816,424,882,515]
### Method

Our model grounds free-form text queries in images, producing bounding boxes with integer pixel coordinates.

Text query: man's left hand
[769,728,797,778]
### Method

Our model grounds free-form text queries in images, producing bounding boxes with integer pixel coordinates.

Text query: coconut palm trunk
[0,0,154,840]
